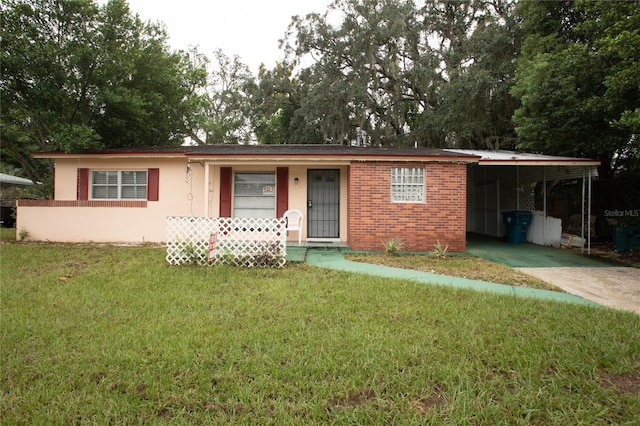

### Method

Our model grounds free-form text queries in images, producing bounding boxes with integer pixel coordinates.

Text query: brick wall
[347,162,467,252]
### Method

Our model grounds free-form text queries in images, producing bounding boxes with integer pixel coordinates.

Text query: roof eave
[33,149,480,163]
[186,153,480,163]
[31,151,188,159]
[477,159,601,166]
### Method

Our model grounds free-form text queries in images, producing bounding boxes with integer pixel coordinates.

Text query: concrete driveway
[467,236,640,315]
[517,267,640,315]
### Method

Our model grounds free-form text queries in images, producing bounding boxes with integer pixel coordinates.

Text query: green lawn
[1,243,639,424]
[0,227,16,242]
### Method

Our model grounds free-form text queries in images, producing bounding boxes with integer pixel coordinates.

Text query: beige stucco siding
[19,158,349,244]
[18,203,170,243]
[20,158,200,243]
[54,157,200,210]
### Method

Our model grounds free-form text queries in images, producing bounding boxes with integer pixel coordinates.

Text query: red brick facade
[347,162,467,252]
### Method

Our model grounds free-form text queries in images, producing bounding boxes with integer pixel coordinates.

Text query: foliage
[0,0,207,184]
[17,227,29,241]
[382,237,405,255]
[179,241,205,265]
[431,240,449,258]
[193,49,255,144]
[512,0,640,179]
[249,242,286,267]
[0,227,16,242]
[2,244,639,423]
[176,240,285,268]
[277,0,520,147]
[246,63,311,144]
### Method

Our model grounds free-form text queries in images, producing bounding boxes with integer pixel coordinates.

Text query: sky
[110,0,335,73]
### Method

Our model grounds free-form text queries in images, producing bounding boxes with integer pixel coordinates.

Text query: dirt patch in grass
[412,395,445,415]
[345,253,562,291]
[601,367,640,396]
[411,385,447,415]
[328,388,377,408]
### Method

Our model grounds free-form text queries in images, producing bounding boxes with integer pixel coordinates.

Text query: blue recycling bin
[502,210,533,244]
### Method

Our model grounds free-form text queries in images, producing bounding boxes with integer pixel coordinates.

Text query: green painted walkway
[303,248,600,307]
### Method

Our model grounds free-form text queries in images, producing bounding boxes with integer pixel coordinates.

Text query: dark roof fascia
[31,147,191,158]
[33,145,481,162]
[185,145,480,162]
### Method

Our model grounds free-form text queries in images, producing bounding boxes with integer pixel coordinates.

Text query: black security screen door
[307,169,340,238]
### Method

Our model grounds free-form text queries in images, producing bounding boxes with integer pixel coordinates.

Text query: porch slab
[285,246,307,263]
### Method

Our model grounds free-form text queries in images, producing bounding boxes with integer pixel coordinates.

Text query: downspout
[204,163,210,217]
[588,167,592,255]
[497,177,501,236]
[541,167,546,245]
[496,166,500,236]
[516,165,520,209]
[581,170,586,254]
[543,168,547,238]
[484,167,488,235]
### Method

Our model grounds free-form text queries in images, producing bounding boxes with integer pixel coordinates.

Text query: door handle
[307,200,312,208]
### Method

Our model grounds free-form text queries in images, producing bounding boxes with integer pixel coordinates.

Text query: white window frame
[391,167,425,203]
[91,170,148,200]
[233,172,276,218]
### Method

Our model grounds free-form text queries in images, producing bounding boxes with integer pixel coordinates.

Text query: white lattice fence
[518,183,536,211]
[166,217,287,267]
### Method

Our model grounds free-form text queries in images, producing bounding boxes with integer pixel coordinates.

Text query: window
[92,171,147,199]
[391,167,424,202]
[233,172,276,218]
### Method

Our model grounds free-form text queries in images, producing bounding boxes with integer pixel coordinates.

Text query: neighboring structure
[1,172,35,228]
[17,145,478,251]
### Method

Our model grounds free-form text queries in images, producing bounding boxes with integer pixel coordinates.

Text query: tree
[279,0,520,147]
[246,62,306,145]
[511,0,640,213]
[283,0,436,146]
[1,0,207,184]
[577,0,640,135]
[425,0,521,149]
[512,1,639,173]
[196,49,254,144]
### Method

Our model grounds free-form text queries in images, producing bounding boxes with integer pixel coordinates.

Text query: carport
[1,172,35,228]
[448,150,600,254]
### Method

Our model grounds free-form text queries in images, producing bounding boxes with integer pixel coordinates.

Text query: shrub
[382,238,404,255]
[18,227,29,241]
[431,240,449,258]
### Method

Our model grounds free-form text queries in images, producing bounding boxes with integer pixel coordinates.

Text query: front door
[307,169,340,238]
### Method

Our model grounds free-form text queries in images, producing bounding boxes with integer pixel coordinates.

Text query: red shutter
[219,167,232,217]
[77,168,89,201]
[276,167,289,217]
[147,168,160,201]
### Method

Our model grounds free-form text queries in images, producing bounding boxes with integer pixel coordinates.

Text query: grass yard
[1,243,639,424]
[0,227,16,242]
[345,253,560,291]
